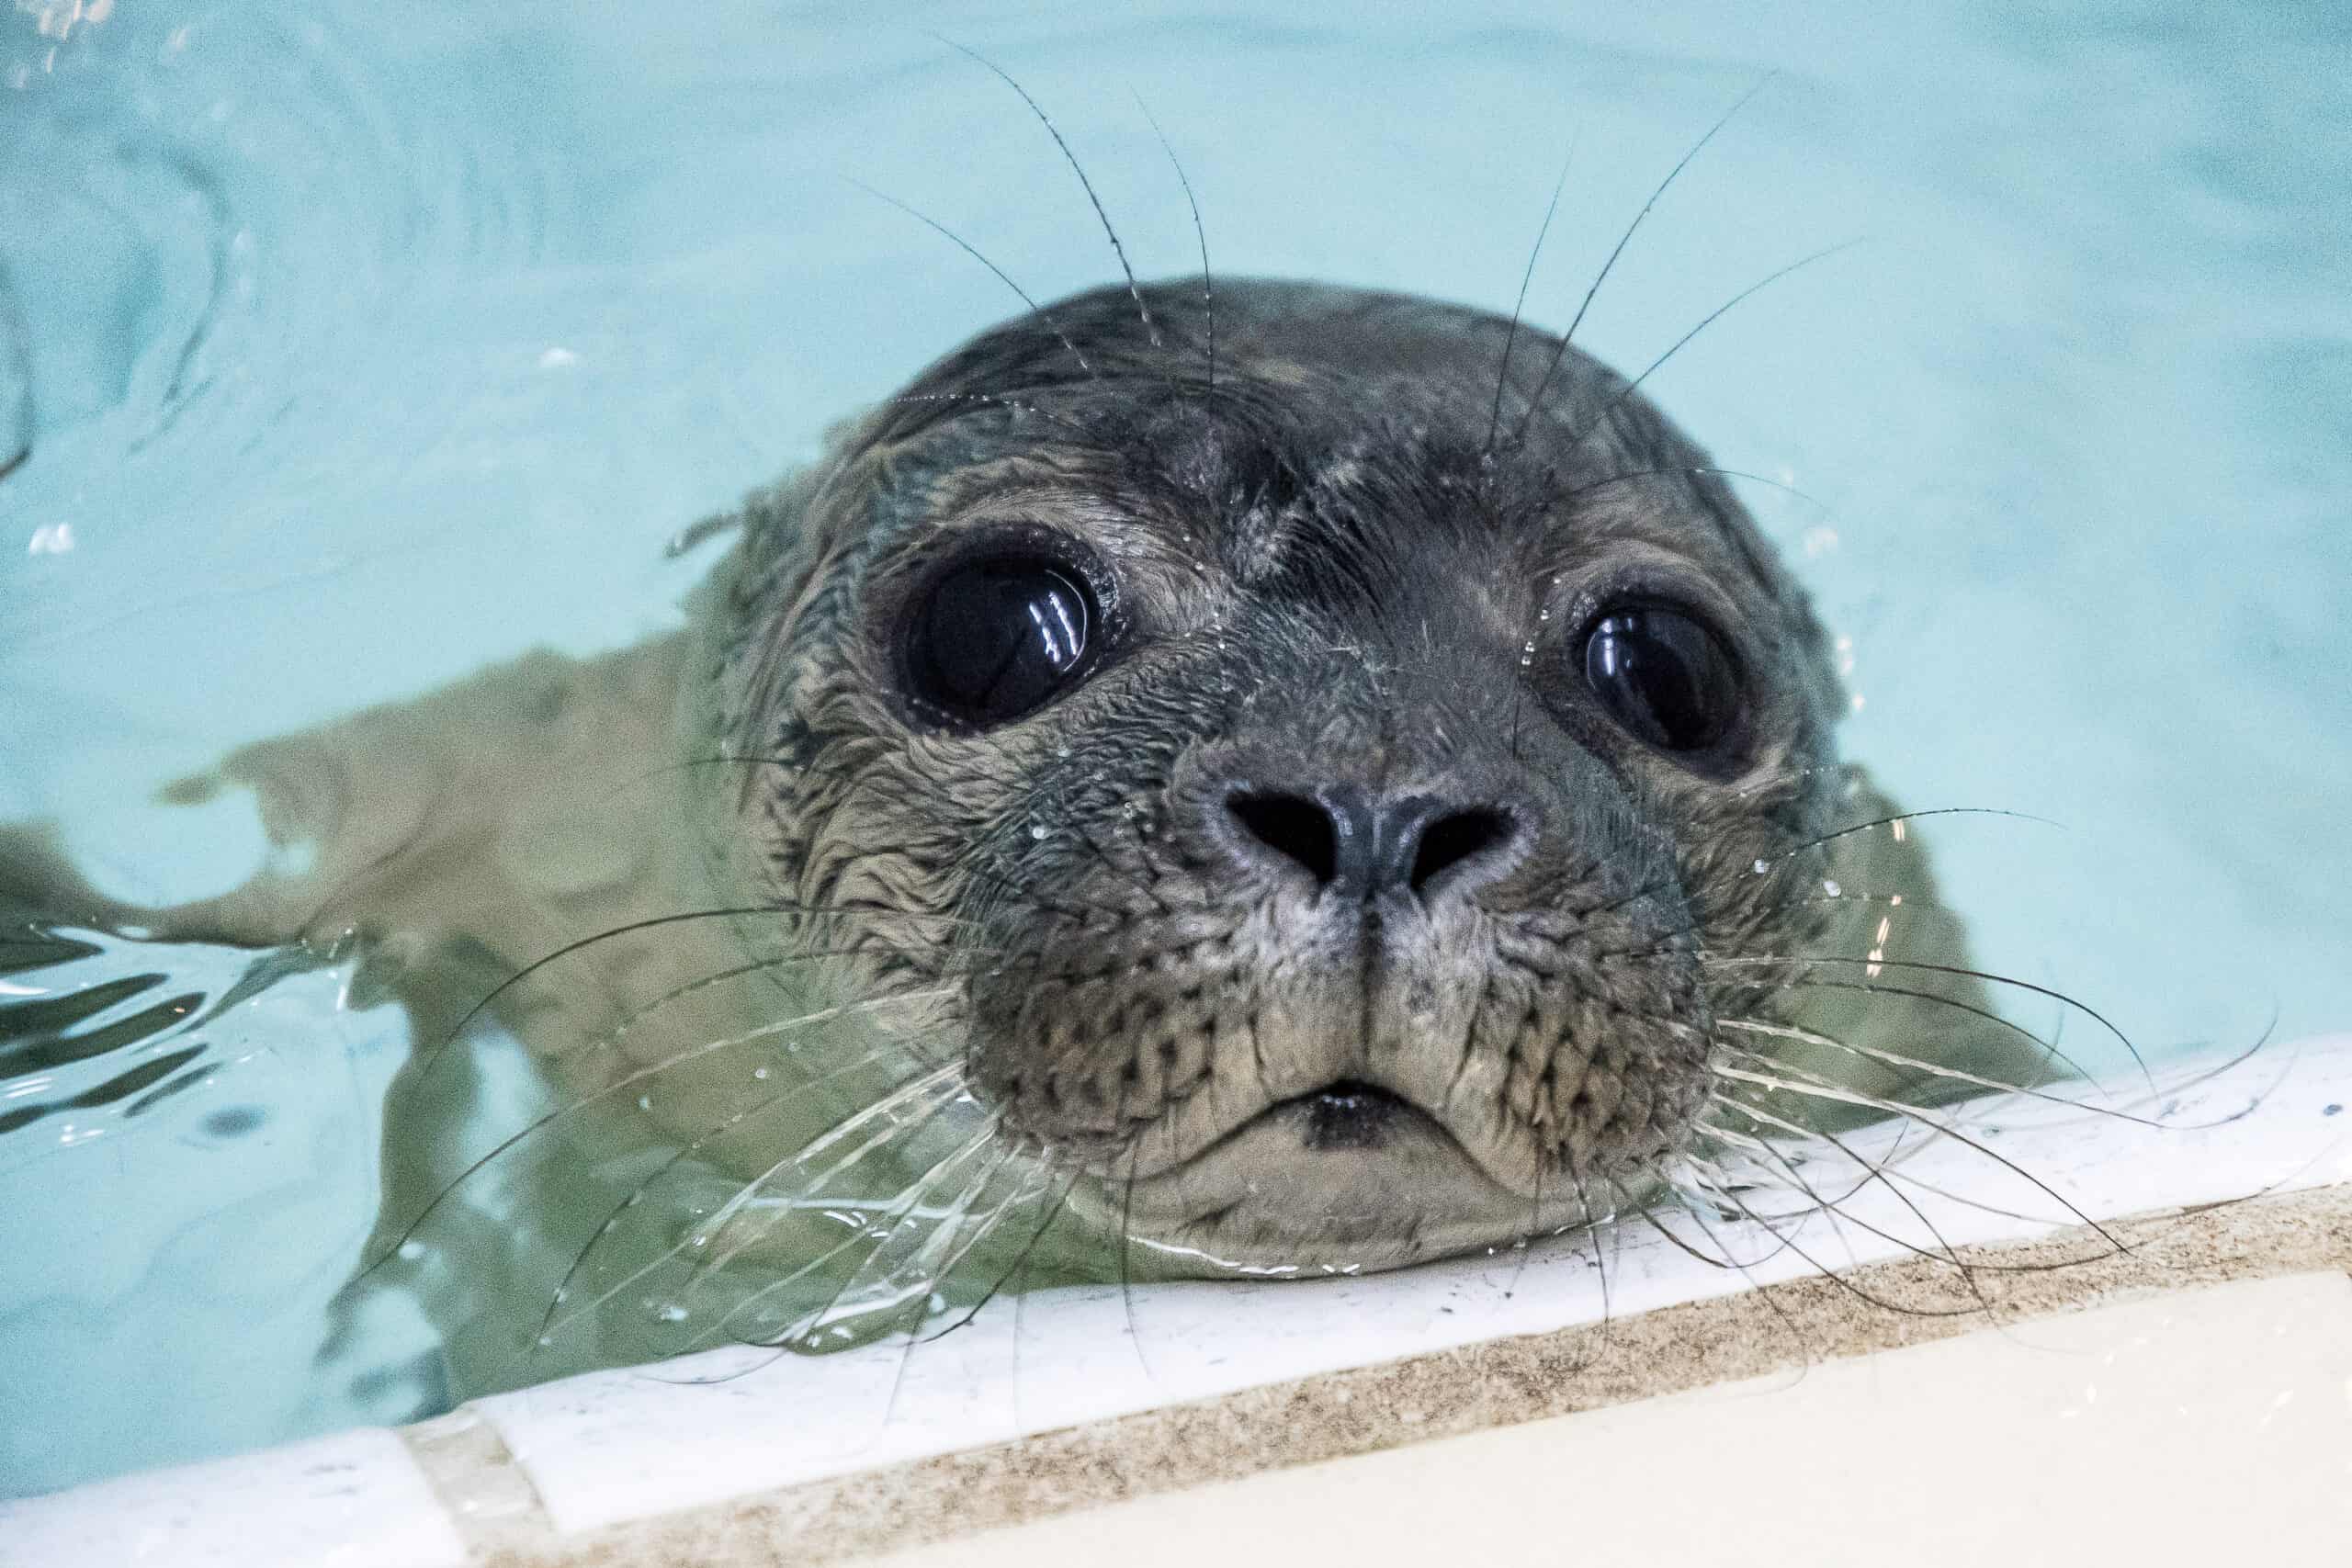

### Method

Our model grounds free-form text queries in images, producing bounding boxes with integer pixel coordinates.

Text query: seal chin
[1097,1080,1591,1275]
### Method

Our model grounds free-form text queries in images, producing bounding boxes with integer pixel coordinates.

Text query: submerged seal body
[6,276,2034,1392]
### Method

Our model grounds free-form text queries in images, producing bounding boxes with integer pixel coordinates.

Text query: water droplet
[637,1094,652,1111]
[396,1241,425,1263]
[1821,878,1842,897]
[752,1066,770,1080]
[1028,823,1049,840]
[1752,858,1770,874]
[537,1335,553,1348]
[655,1303,689,1324]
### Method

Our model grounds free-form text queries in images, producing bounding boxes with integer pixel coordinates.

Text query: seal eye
[903,554,1097,727]
[1580,604,1742,755]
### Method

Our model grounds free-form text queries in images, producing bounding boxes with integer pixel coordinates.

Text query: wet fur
[1,276,2053,1404]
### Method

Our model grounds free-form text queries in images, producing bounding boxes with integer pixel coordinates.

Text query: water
[3,0,2346,1497]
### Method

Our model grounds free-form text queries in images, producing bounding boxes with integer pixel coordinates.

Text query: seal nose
[1223,787,1519,900]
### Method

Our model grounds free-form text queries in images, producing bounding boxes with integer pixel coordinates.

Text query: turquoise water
[3,0,2346,1496]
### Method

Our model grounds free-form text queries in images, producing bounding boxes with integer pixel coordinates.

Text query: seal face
[710,276,1849,1274]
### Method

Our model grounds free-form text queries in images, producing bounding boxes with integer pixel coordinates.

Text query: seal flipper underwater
[0,276,2059,1404]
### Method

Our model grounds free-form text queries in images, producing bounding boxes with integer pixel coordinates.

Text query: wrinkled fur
[3,279,2036,1403]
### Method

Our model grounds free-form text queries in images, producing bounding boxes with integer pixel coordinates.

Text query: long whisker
[1586,806,2057,934]
[1116,1085,1155,1382]
[922,1155,1085,1343]
[1634,1189,1819,1362]
[687,1063,976,1288]
[1503,1149,1545,1298]
[519,1036,941,1351]
[805,1129,1023,1353]
[417,906,797,1080]
[1486,129,1578,457]
[1712,1090,2000,1311]
[1714,1011,2132,1118]
[876,1152,1048,1429]
[702,1110,1004,1354]
[1726,1095,2120,1280]
[544,1062,967,1344]
[1560,241,1863,453]
[841,176,1095,378]
[936,35,1160,349]
[1132,92,1213,389]
[1708,953,2152,1092]
[1660,1161,1801,1269]
[1691,1110,1888,1224]
[1699,1180,1983,1320]
[400,978,963,1271]
[1709,1058,2125,1249]
[1510,74,1773,446]
[1545,463,1837,516]
[1551,1156,1618,1375]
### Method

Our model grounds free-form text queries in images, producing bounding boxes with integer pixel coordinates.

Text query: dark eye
[1580,604,1742,755]
[903,552,1099,727]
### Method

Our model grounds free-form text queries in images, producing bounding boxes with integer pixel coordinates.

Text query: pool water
[3,0,2346,1497]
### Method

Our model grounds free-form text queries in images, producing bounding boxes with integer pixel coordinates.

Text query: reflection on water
[0,918,407,1495]
[2,0,2346,1500]
[0,922,322,1145]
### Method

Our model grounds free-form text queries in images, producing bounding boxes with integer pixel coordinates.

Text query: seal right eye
[902,553,1099,727]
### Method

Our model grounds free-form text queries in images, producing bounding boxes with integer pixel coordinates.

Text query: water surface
[3,0,2346,1495]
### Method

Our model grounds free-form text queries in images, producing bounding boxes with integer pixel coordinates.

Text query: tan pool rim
[403,1179,2352,1567]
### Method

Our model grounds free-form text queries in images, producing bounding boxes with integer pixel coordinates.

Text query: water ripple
[0,5,564,484]
[0,918,329,1167]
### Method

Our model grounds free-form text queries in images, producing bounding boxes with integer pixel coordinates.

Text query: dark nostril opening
[1408,807,1512,892]
[1227,791,1340,885]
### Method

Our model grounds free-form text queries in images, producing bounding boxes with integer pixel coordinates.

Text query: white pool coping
[6,1032,2349,1567]
[867,1271,2352,1568]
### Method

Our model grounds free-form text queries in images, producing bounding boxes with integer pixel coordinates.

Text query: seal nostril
[1226,791,1340,886]
[1408,807,1512,894]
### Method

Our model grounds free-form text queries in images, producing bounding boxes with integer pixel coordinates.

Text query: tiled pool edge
[8,1027,2348,1568]
[424,1180,2352,1567]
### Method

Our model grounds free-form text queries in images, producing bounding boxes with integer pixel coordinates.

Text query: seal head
[711,277,1846,1273]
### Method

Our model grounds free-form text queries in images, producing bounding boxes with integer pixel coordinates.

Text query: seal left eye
[903,554,1098,727]
[1579,603,1743,756]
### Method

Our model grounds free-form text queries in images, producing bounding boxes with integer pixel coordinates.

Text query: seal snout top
[711,276,1854,1275]
[1215,783,1526,905]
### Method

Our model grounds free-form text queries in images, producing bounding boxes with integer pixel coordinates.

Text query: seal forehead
[855,277,1792,616]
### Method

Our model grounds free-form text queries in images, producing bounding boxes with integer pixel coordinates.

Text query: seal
[4,276,2047,1393]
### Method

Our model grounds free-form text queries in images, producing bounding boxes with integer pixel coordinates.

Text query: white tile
[0,1427,464,1568]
